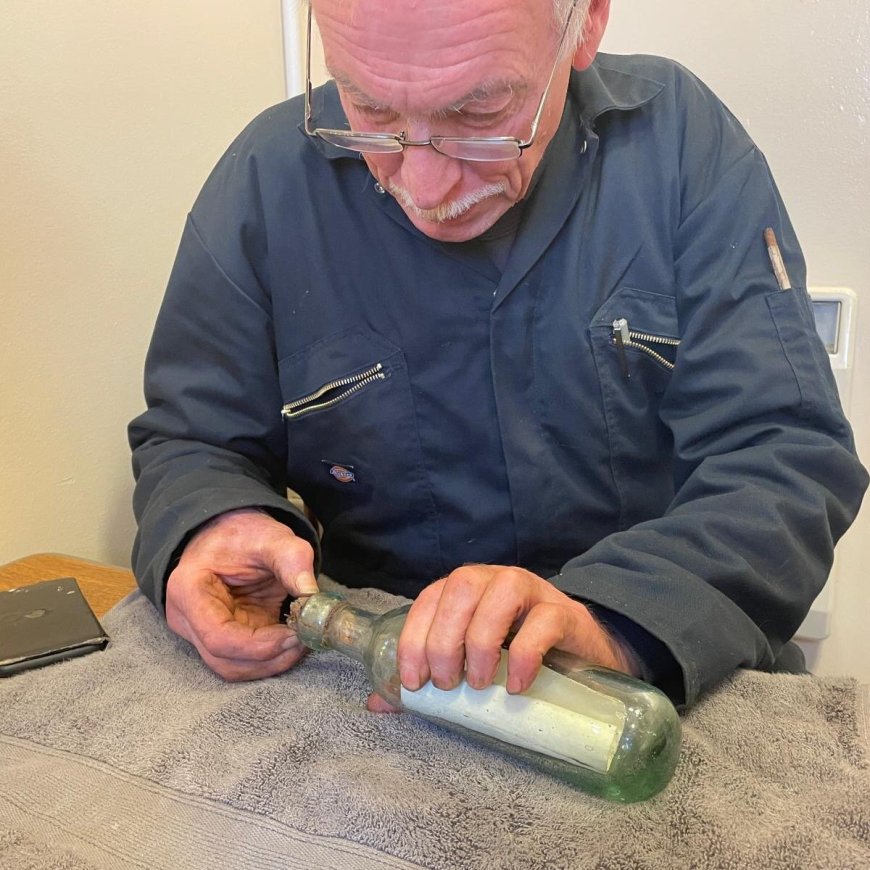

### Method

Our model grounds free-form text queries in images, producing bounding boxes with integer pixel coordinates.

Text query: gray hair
[553,0,594,58]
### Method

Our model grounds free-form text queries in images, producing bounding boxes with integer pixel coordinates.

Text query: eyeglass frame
[302,0,581,162]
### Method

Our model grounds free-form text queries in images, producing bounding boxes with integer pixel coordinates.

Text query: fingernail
[430,671,458,692]
[295,571,318,594]
[281,635,299,651]
[506,675,522,694]
[466,673,483,690]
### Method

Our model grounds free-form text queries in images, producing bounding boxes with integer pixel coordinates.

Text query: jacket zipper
[612,318,680,379]
[281,363,386,420]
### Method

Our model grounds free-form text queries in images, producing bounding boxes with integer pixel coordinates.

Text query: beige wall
[1,1,286,567]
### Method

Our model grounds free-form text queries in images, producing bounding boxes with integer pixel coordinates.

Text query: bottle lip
[286,592,345,650]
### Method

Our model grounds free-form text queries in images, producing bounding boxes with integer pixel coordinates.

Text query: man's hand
[165,508,318,681]
[366,564,638,712]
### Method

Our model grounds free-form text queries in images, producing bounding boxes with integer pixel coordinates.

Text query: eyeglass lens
[316,131,523,162]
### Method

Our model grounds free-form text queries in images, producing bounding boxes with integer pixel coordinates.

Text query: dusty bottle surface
[288,592,681,802]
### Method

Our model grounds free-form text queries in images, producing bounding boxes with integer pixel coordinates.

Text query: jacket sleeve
[129,204,320,610]
[554,71,868,706]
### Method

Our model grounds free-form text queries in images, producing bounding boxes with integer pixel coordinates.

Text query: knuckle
[286,534,314,564]
[443,565,484,595]
[464,627,499,661]
[416,580,444,605]
[507,630,539,658]
[493,565,522,582]
[488,567,526,595]
[425,634,462,664]
[529,600,566,626]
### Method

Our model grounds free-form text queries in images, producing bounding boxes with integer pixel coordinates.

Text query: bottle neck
[320,602,375,664]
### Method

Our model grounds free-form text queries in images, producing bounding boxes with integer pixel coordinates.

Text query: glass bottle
[288,592,681,803]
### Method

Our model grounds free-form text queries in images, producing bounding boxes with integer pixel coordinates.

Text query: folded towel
[1,581,868,870]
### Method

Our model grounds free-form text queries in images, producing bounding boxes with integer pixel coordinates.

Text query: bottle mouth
[286,595,314,627]
[285,592,345,651]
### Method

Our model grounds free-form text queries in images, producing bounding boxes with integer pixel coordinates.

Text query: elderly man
[129,0,867,708]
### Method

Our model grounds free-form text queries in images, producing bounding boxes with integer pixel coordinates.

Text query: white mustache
[386,180,507,223]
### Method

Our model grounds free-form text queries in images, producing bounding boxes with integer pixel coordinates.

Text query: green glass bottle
[288,592,681,802]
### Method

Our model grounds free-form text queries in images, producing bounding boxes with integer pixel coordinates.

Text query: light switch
[811,300,841,354]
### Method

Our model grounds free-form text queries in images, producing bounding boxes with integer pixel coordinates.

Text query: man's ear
[572,0,610,71]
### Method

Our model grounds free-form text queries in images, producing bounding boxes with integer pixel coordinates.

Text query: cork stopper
[286,595,311,628]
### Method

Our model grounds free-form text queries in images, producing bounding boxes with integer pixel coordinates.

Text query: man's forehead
[313,0,552,110]
[312,0,551,55]
[312,0,542,25]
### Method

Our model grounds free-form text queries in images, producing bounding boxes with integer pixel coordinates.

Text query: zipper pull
[612,318,631,380]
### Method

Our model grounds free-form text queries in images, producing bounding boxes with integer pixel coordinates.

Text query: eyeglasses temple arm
[522,0,580,147]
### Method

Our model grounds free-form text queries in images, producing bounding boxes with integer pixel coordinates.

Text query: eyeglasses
[303,1,580,163]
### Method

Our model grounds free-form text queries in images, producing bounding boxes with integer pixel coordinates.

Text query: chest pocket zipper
[612,318,680,378]
[281,363,387,420]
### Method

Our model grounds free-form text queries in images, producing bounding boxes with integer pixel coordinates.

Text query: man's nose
[398,132,463,211]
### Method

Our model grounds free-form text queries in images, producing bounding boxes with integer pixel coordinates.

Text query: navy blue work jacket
[130,55,867,705]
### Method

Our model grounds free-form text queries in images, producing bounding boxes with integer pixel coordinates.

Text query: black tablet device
[0,577,109,677]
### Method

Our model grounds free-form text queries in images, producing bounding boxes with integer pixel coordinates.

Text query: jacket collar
[569,53,665,124]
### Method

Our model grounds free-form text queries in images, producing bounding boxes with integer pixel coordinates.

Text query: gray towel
[1,581,868,870]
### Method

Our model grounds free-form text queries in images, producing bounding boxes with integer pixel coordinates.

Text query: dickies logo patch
[323,460,356,484]
[330,466,355,483]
